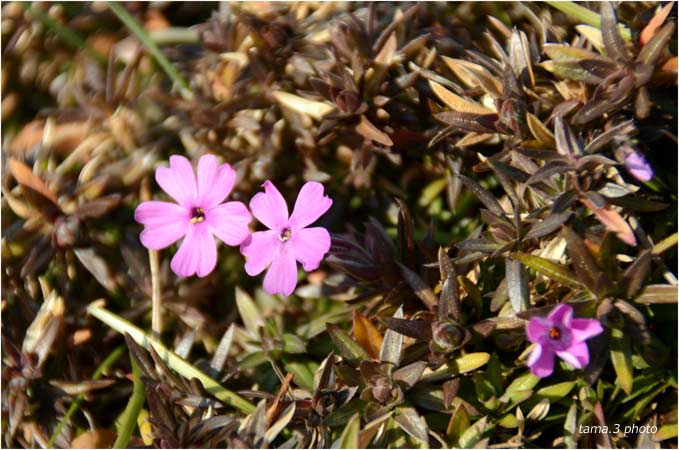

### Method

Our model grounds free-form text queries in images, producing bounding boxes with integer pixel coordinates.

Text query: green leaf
[327,324,370,363]
[339,413,360,448]
[419,178,448,207]
[284,360,315,392]
[458,416,488,448]
[107,1,193,100]
[512,252,584,289]
[536,381,576,401]
[505,372,540,395]
[235,287,262,337]
[421,353,490,382]
[654,424,678,442]
[544,1,631,40]
[325,400,366,427]
[610,326,634,395]
[506,259,530,312]
[282,333,307,354]
[564,401,578,435]
[454,352,491,373]
[239,351,269,369]
[497,413,519,428]
[652,232,678,256]
[296,309,350,339]
[113,356,145,448]
[486,353,504,395]
[87,302,255,414]
[447,404,470,441]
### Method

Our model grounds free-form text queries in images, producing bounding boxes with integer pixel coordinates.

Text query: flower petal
[556,341,589,369]
[206,201,251,246]
[249,180,289,231]
[170,223,217,278]
[134,200,187,226]
[155,155,198,207]
[196,154,237,208]
[624,152,653,182]
[526,317,549,344]
[290,227,331,271]
[547,303,573,327]
[134,201,189,250]
[263,247,298,296]
[570,318,604,342]
[241,230,280,276]
[288,181,333,230]
[527,344,555,378]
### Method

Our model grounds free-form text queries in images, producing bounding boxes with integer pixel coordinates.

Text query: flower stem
[140,177,162,338]
[150,250,161,338]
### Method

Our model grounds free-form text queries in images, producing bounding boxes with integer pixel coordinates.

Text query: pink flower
[623,151,654,182]
[134,155,251,278]
[525,303,603,378]
[241,180,332,296]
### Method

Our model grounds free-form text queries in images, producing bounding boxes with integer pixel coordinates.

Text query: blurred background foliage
[1,1,677,448]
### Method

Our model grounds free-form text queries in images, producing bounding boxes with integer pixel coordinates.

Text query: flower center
[190,207,205,224]
[279,227,292,242]
[548,327,561,340]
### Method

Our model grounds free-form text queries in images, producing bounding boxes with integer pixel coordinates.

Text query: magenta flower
[134,155,251,278]
[623,151,654,182]
[525,303,603,378]
[241,180,332,296]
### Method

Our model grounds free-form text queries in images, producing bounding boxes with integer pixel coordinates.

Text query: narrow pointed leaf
[398,264,438,310]
[338,413,360,449]
[429,80,495,115]
[457,174,505,216]
[380,307,404,365]
[512,252,584,288]
[610,325,633,395]
[637,21,676,66]
[353,310,383,359]
[601,1,629,63]
[506,259,530,312]
[327,323,370,362]
[635,285,678,304]
[395,407,429,445]
[524,211,572,240]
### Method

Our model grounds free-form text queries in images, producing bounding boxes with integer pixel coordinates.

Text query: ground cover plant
[1,1,677,448]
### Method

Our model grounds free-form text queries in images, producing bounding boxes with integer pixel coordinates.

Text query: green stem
[106,1,193,101]
[545,1,632,41]
[87,302,256,414]
[113,357,145,448]
[47,345,125,448]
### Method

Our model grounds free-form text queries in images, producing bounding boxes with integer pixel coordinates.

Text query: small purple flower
[623,151,654,182]
[526,303,603,378]
[241,180,332,296]
[134,155,252,278]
